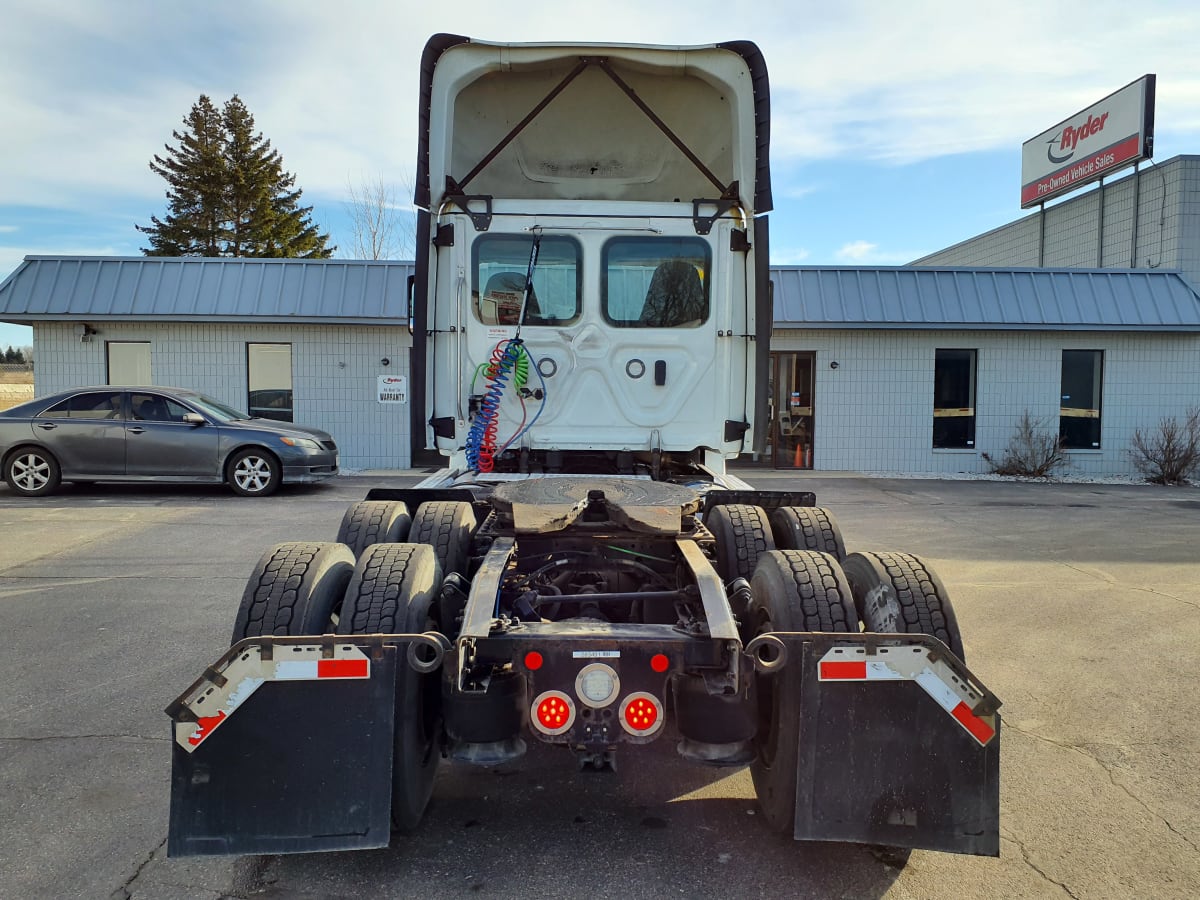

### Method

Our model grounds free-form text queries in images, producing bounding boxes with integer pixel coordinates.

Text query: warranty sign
[377,375,407,404]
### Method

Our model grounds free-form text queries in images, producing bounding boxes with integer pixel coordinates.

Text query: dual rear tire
[230,499,477,833]
[744,542,965,850]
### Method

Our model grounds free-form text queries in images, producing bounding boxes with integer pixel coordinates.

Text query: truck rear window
[473,234,581,326]
[602,237,710,328]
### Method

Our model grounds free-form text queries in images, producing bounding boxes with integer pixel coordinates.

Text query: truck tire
[842,551,964,660]
[336,500,413,558]
[337,543,442,831]
[231,542,356,643]
[746,550,857,833]
[706,504,775,583]
[409,501,475,578]
[770,506,846,561]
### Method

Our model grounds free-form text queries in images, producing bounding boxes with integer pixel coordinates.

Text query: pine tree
[138,95,333,258]
[137,95,227,256]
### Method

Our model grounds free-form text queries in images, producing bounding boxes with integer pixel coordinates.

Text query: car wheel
[746,550,857,833]
[227,448,281,497]
[337,543,443,831]
[231,541,356,643]
[4,446,62,497]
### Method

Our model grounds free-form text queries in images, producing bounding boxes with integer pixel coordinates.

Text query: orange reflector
[524,651,544,671]
[650,653,669,673]
[624,696,659,732]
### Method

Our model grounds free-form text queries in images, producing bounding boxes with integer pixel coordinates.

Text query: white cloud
[835,240,876,261]
[0,226,18,234]
[833,241,916,265]
[772,247,811,264]
[781,184,822,201]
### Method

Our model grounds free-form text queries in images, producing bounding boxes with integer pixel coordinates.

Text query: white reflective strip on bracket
[866,660,905,680]
[275,660,320,680]
[174,644,371,753]
[914,666,961,713]
[818,645,997,747]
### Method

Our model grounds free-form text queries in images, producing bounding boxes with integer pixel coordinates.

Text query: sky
[2,0,1199,351]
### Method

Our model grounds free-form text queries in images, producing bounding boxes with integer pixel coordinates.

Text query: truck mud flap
[166,636,440,857]
[749,633,1001,857]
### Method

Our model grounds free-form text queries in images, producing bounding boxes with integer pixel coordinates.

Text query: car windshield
[186,394,250,422]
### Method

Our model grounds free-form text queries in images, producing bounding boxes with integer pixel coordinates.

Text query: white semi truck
[167,35,1000,862]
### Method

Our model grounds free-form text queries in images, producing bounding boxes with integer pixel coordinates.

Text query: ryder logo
[1046,112,1109,163]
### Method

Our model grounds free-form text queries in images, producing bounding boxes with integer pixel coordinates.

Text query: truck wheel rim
[12,454,49,491]
[234,456,271,492]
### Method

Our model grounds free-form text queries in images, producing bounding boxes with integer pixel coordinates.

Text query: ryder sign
[1020,75,1155,208]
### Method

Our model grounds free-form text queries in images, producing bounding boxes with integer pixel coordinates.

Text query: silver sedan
[0,386,339,497]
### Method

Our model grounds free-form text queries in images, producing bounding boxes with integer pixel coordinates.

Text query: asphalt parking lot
[1,471,1198,899]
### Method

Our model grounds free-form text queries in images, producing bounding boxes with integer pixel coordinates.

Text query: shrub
[1129,408,1200,485]
[982,411,1067,477]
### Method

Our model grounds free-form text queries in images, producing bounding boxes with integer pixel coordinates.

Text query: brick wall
[32,321,413,470]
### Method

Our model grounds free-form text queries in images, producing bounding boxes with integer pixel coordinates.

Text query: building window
[933,349,976,448]
[473,234,581,326]
[107,342,151,386]
[247,343,293,422]
[1060,350,1103,449]
[602,237,710,328]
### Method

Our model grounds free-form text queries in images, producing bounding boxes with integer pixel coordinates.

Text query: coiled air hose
[465,339,529,473]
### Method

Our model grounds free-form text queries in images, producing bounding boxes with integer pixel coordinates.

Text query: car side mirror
[182,413,206,426]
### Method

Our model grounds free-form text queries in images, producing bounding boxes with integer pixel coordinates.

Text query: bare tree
[982,411,1067,477]
[344,174,415,260]
[1129,408,1200,485]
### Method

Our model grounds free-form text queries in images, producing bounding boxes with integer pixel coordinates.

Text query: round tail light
[531,690,576,736]
[620,692,664,737]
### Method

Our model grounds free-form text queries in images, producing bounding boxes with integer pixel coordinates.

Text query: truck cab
[412,36,773,479]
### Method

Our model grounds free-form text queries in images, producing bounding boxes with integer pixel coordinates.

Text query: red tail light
[620,692,664,736]
[531,690,576,736]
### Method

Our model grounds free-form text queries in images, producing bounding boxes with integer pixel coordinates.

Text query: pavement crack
[1001,829,1080,898]
[1007,722,1200,856]
[1056,562,1200,612]
[1132,585,1200,612]
[109,836,166,900]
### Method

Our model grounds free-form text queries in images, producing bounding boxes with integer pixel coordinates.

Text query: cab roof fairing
[414,35,772,217]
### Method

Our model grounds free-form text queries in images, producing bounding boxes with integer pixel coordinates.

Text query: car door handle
[36,422,57,430]
[127,426,145,434]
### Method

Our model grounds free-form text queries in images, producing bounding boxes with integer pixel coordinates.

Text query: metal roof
[0,257,413,324]
[771,266,1200,331]
[3,257,1200,332]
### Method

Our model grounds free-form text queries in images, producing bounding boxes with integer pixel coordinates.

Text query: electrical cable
[499,352,548,453]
